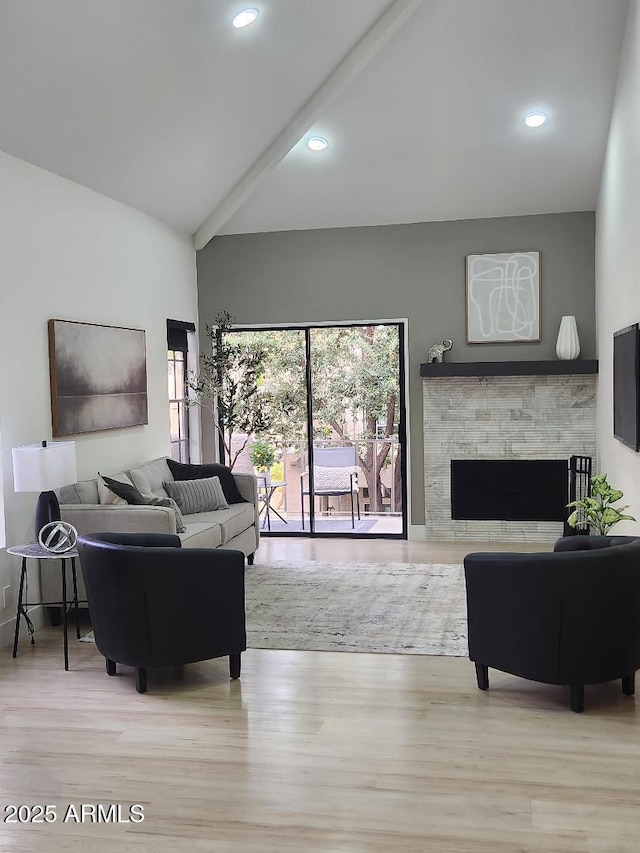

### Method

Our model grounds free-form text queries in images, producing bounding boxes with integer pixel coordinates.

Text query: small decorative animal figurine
[427,339,453,363]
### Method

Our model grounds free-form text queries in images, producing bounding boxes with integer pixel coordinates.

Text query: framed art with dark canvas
[48,319,148,436]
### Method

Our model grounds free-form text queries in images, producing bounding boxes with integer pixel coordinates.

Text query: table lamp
[12,440,77,540]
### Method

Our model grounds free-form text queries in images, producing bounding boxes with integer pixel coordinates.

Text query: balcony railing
[256,437,402,522]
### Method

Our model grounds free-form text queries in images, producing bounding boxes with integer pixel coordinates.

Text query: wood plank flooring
[1,537,639,852]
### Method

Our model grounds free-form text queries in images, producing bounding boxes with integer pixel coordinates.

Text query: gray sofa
[42,457,259,607]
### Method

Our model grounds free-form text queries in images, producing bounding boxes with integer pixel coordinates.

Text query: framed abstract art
[48,319,148,436]
[466,251,540,343]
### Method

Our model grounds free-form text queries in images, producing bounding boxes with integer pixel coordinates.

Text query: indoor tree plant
[566,473,635,535]
[186,310,275,469]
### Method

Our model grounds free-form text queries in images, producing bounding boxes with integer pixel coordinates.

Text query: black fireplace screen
[451,459,569,522]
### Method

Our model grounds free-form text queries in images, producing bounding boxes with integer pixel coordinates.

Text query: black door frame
[220,320,408,540]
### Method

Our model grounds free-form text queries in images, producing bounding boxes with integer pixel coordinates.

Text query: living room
[1,0,640,849]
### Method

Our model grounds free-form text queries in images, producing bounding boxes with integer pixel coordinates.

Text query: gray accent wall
[197,212,595,528]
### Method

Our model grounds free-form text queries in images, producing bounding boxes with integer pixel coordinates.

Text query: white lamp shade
[12,441,77,493]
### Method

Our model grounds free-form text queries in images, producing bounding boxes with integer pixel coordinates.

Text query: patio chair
[300,446,361,529]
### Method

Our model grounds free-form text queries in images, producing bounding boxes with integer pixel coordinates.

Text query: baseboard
[0,606,45,650]
[408,524,427,541]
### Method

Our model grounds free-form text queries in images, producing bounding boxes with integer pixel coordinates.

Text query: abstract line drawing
[466,251,540,343]
[49,319,148,436]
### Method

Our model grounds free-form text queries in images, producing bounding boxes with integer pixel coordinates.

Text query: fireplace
[422,364,597,541]
[450,459,568,522]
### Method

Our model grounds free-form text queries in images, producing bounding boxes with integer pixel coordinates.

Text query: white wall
[596,0,640,533]
[0,151,197,638]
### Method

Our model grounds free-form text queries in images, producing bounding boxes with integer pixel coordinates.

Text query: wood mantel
[420,360,598,377]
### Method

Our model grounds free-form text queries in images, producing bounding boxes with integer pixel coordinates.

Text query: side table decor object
[38,520,78,553]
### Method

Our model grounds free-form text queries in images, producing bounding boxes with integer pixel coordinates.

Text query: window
[167,320,196,463]
[168,349,189,462]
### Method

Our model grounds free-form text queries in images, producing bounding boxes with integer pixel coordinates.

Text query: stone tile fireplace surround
[422,362,597,541]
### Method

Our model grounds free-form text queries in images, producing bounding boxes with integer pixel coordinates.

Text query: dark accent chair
[77,532,246,693]
[464,536,640,712]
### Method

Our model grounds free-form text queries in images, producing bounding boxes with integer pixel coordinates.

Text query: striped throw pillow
[163,476,229,515]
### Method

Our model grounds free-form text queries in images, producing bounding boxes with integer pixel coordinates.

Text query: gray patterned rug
[246,559,468,656]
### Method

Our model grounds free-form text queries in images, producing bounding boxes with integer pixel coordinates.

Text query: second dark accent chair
[464,536,640,712]
[77,532,246,693]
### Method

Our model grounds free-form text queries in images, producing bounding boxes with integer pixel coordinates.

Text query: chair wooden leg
[229,653,241,680]
[106,658,116,676]
[475,663,489,690]
[570,684,585,713]
[136,667,147,694]
[622,673,635,696]
[247,553,254,566]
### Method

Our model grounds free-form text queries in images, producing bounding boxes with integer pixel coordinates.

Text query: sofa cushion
[128,457,173,499]
[164,476,229,514]
[179,522,222,548]
[98,475,186,533]
[58,478,100,504]
[188,503,255,545]
[166,459,246,505]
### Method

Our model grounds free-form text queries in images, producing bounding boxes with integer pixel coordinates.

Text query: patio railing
[264,437,402,519]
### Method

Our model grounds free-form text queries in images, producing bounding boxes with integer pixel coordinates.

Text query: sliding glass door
[219,322,406,538]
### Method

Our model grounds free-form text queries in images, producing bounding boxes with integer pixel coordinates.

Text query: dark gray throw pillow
[166,459,246,504]
[100,474,147,505]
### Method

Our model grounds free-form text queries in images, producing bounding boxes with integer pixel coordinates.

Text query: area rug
[245,559,468,656]
[79,559,469,656]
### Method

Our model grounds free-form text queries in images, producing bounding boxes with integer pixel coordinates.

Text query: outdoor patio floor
[259,515,403,535]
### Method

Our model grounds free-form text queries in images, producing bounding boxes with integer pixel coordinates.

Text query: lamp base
[35,490,61,541]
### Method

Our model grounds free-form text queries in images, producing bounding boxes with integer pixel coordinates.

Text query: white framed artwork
[466,251,540,343]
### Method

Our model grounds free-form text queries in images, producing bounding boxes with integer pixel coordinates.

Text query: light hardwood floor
[1,537,639,852]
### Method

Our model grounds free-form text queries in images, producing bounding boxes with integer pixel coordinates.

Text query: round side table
[7,542,82,671]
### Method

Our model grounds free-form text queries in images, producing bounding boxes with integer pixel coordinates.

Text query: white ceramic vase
[555,315,580,360]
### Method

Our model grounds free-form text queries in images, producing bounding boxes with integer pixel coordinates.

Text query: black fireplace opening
[451,459,569,522]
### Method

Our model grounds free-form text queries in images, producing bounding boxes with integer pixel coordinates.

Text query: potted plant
[566,473,635,535]
[249,439,276,483]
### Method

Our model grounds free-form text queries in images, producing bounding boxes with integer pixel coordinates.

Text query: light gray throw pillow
[163,476,229,514]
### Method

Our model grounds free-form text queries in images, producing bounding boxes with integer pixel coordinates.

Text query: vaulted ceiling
[0,0,629,247]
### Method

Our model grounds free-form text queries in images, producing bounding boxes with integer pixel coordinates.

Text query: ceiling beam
[193,0,426,250]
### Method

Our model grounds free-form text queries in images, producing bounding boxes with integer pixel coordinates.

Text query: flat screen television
[613,323,640,451]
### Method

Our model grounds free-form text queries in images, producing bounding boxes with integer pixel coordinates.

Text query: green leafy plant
[249,439,276,471]
[566,473,635,535]
[187,311,275,469]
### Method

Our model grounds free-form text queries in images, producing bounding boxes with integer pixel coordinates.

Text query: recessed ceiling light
[307,136,329,152]
[232,8,259,28]
[524,111,547,128]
